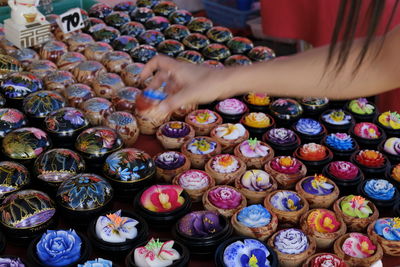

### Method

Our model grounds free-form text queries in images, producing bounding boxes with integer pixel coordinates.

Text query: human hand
[140,55,235,117]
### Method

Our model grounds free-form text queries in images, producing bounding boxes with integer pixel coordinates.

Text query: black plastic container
[329,100,348,109]
[351,152,390,180]
[87,210,148,259]
[394,201,400,217]
[214,236,278,267]
[198,100,218,111]
[322,164,364,196]
[172,214,233,257]
[27,231,91,267]
[375,115,400,138]
[350,124,386,150]
[0,256,29,266]
[294,146,333,176]
[262,129,301,157]
[300,97,329,119]
[242,94,272,113]
[386,164,400,189]
[133,187,192,230]
[125,238,190,267]
[357,179,399,210]
[322,135,359,161]
[215,101,248,124]
[320,110,355,134]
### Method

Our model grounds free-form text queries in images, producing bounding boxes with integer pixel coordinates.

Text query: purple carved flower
[178,211,222,237]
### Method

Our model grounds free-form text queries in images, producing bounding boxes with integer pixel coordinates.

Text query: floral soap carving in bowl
[134,184,192,228]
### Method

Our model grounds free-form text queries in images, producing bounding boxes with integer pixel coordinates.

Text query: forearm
[224,28,400,99]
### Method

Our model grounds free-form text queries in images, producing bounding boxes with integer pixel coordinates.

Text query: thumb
[157,88,195,115]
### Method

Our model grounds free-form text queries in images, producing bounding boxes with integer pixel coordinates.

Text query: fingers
[145,70,170,90]
[155,88,196,116]
[140,55,176,81]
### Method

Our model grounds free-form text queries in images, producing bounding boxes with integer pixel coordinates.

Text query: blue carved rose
[36,229,82,266]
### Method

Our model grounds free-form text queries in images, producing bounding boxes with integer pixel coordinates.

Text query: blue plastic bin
[202,0,259,28]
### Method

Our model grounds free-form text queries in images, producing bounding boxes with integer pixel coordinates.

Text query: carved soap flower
[298,143,327,161]
[155,151,186,170]
[36,229,82,267]
[355,150,385,167]
[237,204,272,228]
[216,98,247,115]
[274,228,309,254]
[364,179,395,201]
[378,111,400,129]
[188,109,217,124]
[353,122,381,139]
[239,138,269,158]
[325,133,355,151]
[134,238,180,267]
[310,254,347,267]
[266,128,297,145]
[95,210,139,243]
[161,122,190,138]
[208,186,242,209]
[241,170,272,192]
[328,161,359,180]
[307,209,341,233]
[294,118,323,136]
[392,164,400,182]
[223,239,271,267]
[246,92,270,106]
[140,185,185,212]
[243,112,271,128]
[270,156,302,174]
[187,137,217,155]
[340,195,373,218]
[342,233,376,258]
[271,191,303,212]
[301,175,334,195]
[211,154,240,173]
[0,257,26,267]
[178,170,210,190]
[78,258,113,267]
[348,98,375,115]
[178,211,222,237]
[322,110,352,125]
[215,123,246,140]
[374,217,400,241]
[384,137,400,156]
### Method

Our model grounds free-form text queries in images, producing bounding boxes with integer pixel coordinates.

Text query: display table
[1,133,398,267]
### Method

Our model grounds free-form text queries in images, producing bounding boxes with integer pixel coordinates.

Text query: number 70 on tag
[57,8,85,34]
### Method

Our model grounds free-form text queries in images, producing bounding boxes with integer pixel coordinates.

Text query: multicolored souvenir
[72,60,107,85]
[92,26,121,43]
[121,63,145,87]
[63,83,95,108]
[81,97,115,125]
[101,51,132,74]
[248,46,276,62]
[136,0,159,8]
[176,50,204,64]
[164,24,190,41]
[88,3,113,19]
[56,52,87,71]
[66,33,95,53]
[120,21,146,37]
[43,70,76,93]
[34,148,85,184]
[152,1,178,16]
[92,73,125,99]
[138,30,165,46]
[223,238,271,267]
[203,185,246,217]
[182,33,210,50]
[202,43,231,61]
[145,16,170,31]
[187,17,213,33]
[104,111,139,146]
[112,87,140,111]
[157,39,184,57]
[140,185,185,212]
[26,60,57,79]
[130,7,155,23]
[178,210,222,237]
[2,127,51,160]
[75,127,123,160]
[23,91,66,119]
[84,42,113,61]
[0,161,30,199]
[206,26,233,43]
[227,36,254,54]
[39,40,68,63]
[114,1,137,13]
[9,48,39,67]
[111,35,139,52]
[95,210,138,243]
[225,55,252,66]
[169,9,193,25]
[56,173,113,210]
[173,169,213,202]
[130,45,157,63]
[270,98,303,121]
[1,72,43,100]
[0,108,27,138]
[0,190,55,229]
[134,238,180,266]
[105,11,131,29]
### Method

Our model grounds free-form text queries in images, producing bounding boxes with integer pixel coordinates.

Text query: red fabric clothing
[260,0,400,112]
[261,0,400,47]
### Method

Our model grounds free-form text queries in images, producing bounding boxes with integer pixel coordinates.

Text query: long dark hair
[328,0,400,71]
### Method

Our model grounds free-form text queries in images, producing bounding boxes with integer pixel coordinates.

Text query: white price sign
[57,8,85,34]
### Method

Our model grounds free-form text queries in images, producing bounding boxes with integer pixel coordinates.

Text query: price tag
[57,8,85,34]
